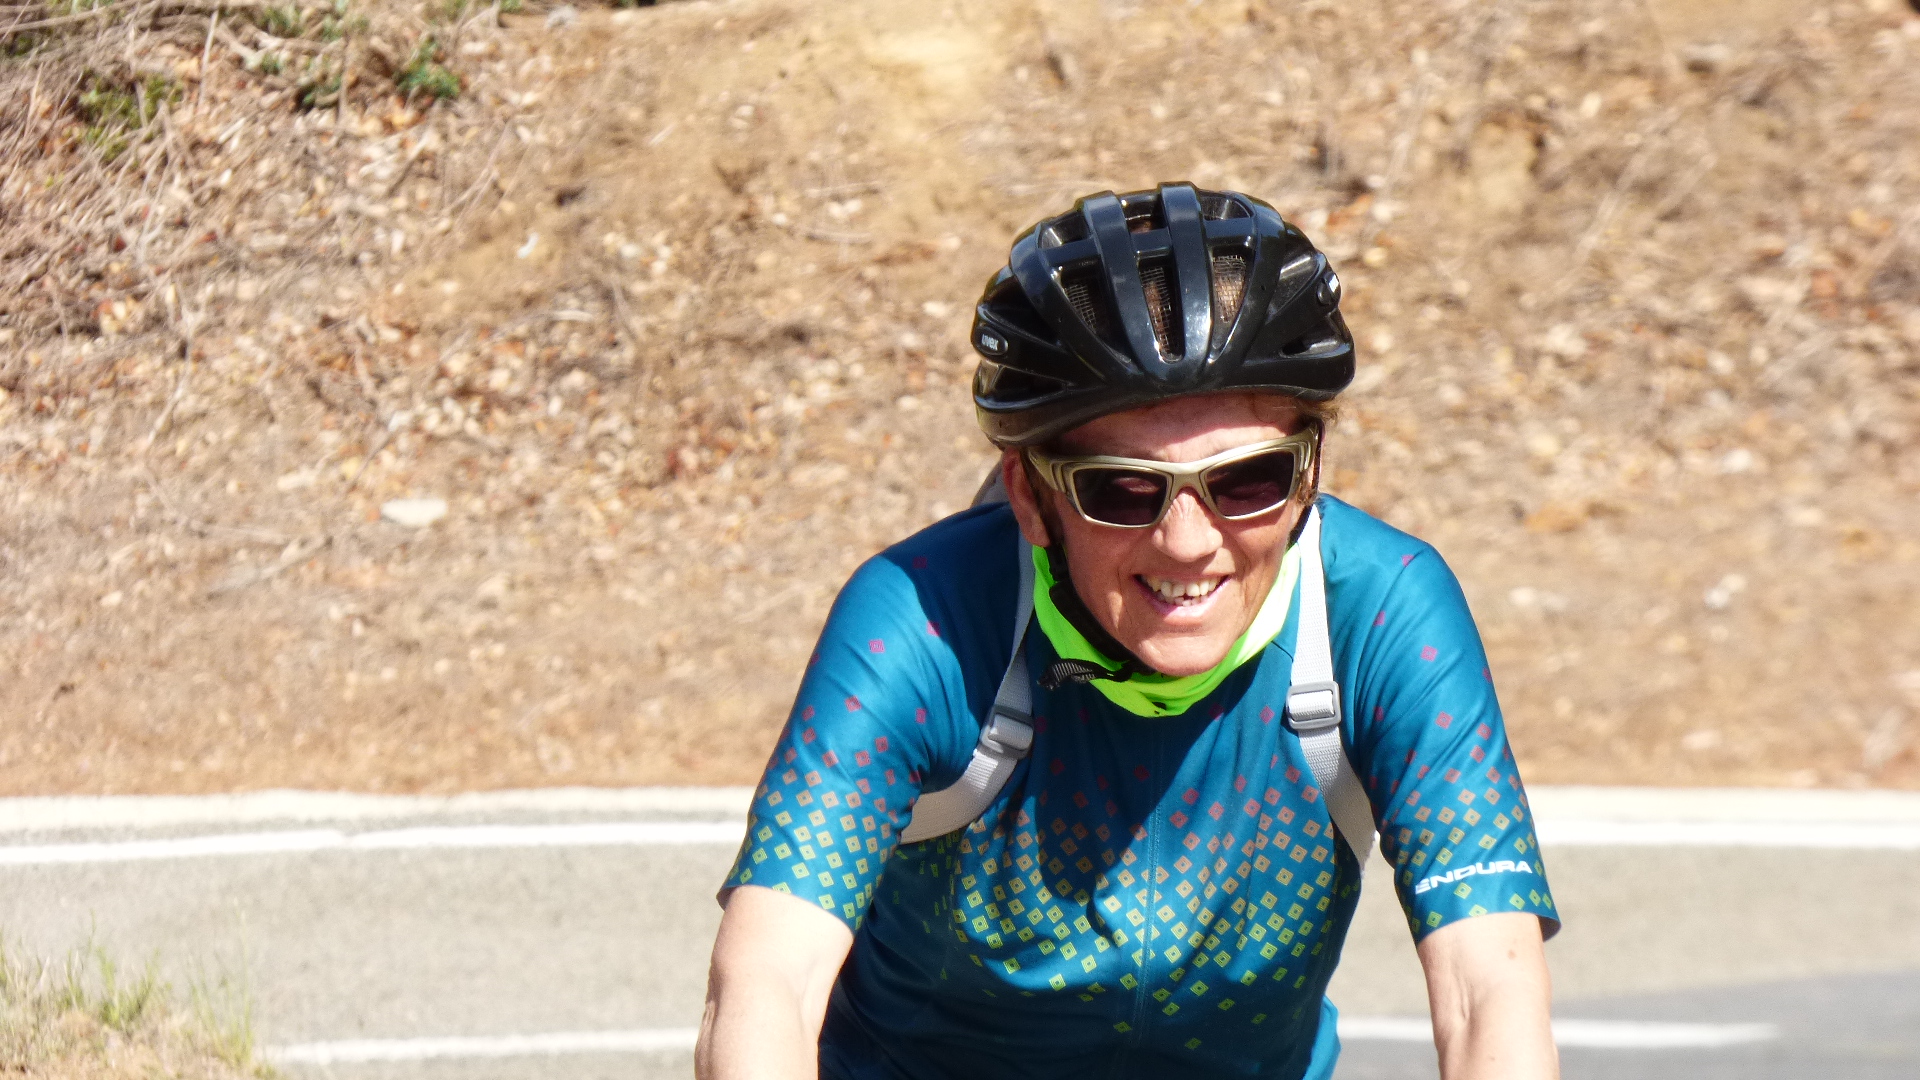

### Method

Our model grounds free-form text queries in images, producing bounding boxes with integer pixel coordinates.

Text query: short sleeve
[721,553,975,929]
[1348,546,1560,942]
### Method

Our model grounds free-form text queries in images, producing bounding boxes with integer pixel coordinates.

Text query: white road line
[1525,785,1920,825]
[265,1019,1776,1063]
[348,822,743,850]
[0,787,754,834]
[0,822,746,867]
[270,1028,701,1064]
[1337,1017,1777,1048]
[1535,819,1920,849]
[1547,1019,1779,1049]
[1333,1017,1434,1041]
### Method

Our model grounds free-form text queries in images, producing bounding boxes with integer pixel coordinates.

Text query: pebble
[381,498,448,528]
[1702,573,1747,611]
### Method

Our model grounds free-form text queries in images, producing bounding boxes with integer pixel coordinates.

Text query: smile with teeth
[1141,576,1224,605]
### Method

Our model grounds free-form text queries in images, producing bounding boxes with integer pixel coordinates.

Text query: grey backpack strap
[1286,506,1378,870]
[971,467,1009,508]
[900,533,1035,844]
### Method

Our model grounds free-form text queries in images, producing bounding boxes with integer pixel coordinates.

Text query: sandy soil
[1,0,1917,794]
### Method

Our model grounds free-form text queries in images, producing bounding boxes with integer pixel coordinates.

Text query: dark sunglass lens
[1074,469,1168,526]
[1205,450,1296,517]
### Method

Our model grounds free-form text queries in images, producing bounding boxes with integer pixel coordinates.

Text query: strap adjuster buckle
[982,707,1035,756]
[1285,681,1342,733]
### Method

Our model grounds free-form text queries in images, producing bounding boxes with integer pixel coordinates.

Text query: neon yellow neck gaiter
[1030,541,1301,717]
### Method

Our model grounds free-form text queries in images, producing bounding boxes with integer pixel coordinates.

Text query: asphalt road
[1,787,1916,1080]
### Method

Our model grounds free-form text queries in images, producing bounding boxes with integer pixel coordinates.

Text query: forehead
[1057,394,1302,462]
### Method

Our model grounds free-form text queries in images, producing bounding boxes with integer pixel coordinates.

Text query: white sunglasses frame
[1024,427,1319,529]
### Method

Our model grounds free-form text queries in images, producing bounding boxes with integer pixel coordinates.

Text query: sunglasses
[1025,428,1318,529]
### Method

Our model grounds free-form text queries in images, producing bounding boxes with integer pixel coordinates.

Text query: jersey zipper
[1121,726,1165,1064]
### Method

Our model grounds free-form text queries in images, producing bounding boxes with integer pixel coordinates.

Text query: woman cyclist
[697,184,1560,1080]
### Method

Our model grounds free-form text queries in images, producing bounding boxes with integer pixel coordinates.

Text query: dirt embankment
[1,0,1918,794]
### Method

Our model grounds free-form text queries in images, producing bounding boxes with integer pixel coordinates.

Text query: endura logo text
[1412,859,1536,895]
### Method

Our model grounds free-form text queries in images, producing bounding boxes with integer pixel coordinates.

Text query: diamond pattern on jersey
[1379,736,1556,934]
[728,712,913,927]
[946,758,1359,1020]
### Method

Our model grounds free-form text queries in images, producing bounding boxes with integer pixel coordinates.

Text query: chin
[1134,639,1235,678]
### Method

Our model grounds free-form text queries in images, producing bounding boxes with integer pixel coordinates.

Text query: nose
[1152,486,1222,563]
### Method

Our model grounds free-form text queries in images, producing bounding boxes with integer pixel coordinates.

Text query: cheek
[1060,521,1145,590]
[1223,520,1290,573]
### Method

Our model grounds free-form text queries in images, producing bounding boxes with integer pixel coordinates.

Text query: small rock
[381,498,448,528]
[1507,586,1569,613]
[1540,323,1589,359]
[1702,573,1747,610]
[546,4,577,29]
[476,573,510,604]
[1683,43,1734,73]
[1522,500,1588,534]
[1681,729,1722,752]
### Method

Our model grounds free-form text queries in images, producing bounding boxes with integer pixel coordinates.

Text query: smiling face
[1003,394,1315,678]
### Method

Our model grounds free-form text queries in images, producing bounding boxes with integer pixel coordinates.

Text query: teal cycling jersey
[722,496,1558,1079]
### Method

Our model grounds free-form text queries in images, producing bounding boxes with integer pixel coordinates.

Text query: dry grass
[0,0,1917,794]
[0,941,268,1078]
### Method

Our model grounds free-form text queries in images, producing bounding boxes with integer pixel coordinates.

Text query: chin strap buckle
[1039,658,1130,690]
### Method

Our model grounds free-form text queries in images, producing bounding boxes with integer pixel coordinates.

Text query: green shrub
[255,4,305,38]
[0,940,270,1077]
[75,73,180,160]
[58,946,163,1032]
[396,37,459,99]
[300,73,343,109]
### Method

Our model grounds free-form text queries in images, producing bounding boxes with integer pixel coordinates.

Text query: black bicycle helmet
[971,182,1354,447]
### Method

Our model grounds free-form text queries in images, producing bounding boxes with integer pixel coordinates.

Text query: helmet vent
[1280,318,1335,357]
[1126,204,1165,234]
[1137,257,1180,356]
[1059,265,1116,343]
[1199,194,1251,221]
[1040,215,1091,248]
[1210,252,1249,335]
[976,360,1068,402]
